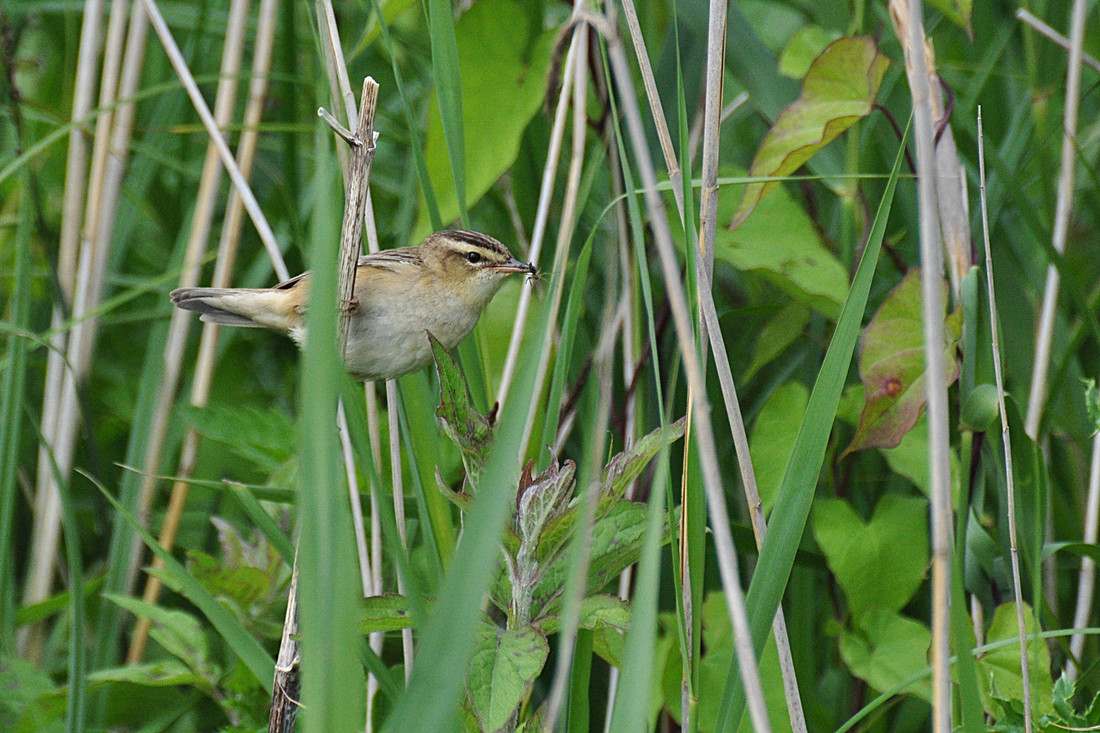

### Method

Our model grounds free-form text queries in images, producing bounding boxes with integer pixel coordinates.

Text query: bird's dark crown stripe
[444,230,508,255]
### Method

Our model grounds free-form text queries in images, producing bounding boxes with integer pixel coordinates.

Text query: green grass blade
[297,129,365,731]
[368,0,443,233]
[427,0,468,226]
[0,169,32,645]
[717,126,909,731]
[225,481,295,564]
[91,474,274,692]
[383,266,553,732]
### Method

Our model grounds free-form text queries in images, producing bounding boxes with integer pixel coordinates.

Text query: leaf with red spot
[845,270,961,454]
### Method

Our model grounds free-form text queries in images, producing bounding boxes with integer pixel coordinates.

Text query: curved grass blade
[89,473,274,693]
[717,126,909,731]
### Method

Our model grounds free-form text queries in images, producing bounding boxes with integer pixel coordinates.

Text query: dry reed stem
[517,18,589,458]
[1024,0,1088,440]
[24,0,148,660]
[493,29,578,409]
[618,0,806,726]
[311,9,389,720]
[126,0,252,663]
[140,0,289,281]
[978,106,1034,730]
[697,2,806,730]
[1068,433,1100,679]
[27,0,104,659]
[896,0,953,729]
[269,559,302,733]
[1016,9,1100,75]
[543,305,619,730]
[601,8,772,730]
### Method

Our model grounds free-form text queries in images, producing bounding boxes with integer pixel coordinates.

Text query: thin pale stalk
[139,0,289,281]
[27,0,105,657]
[1067,432,1100,680]
[366,385,385,727]
[312,25,383,726]
[624,0,805,724]
[23,0,147,660]
[1016,9,1100,75]
[318,0,357,135]
[603,140,638,727]
[127,0,251,662]
[698,0,803,723]
[978,106,1033,730]
[57,0,104,299]
[387,380,414,682]
[517,20,589,457]
[602,11,772,730]
[619,0,682,216]
[901,0,952,729]
[1024,0,1087,440]
[339,403,373,596]
[543,308,619,731]
[494,29,578,408]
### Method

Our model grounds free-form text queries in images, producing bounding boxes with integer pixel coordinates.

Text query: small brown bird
[171,230,536,381]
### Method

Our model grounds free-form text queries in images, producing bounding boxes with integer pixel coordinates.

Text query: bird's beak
[490,257,538,275]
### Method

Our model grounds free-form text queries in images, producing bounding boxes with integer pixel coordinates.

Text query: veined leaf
[415,0,555,237]
[846,270,962,454]
[732,36,888,227]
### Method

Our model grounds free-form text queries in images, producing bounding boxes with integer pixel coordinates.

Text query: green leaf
[432,333,493,486]
[181,404,296,472]
[716,178,849,318]
[778,26,841,79]
[0,655,55,729]
[92,480,274,693]
[846,270,962,453]
[749,382,809,514]
[416,0,555,237]
[598,418,687,509]
[720,126,907,731]
[880,413,962,501]
[1083,378,1100,435]
[535,594,631,635]
[361,594,414,633]
[732,36,888,226]
[976,603,1052,718]
[839,608,932,701]
[743,303,811,381]
[102,595,216,693]
[812,495,929,617]
[85,661,207,690]
[926,0,973,36]
[533,501,665,616]
[466,625,549,733]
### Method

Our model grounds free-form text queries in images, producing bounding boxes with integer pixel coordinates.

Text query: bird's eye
[466,251,482,264]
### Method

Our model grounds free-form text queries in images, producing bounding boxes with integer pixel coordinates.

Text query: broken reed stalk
[268,77,380,733]
[269,560,301,733]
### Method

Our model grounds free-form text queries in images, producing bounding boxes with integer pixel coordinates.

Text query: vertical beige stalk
[23,0,149,660]
[601,4,772,727]
[493,28,578,409]
[126,0,254,663]
[1024,0,1088,440]
[977,107,1033,731]
[894,0,954,729]
[30,0,105,658]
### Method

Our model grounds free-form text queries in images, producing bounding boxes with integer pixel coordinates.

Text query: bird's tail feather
[170,287,299,332]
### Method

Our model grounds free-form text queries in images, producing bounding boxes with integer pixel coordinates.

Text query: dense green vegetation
[3,0,1100,731]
